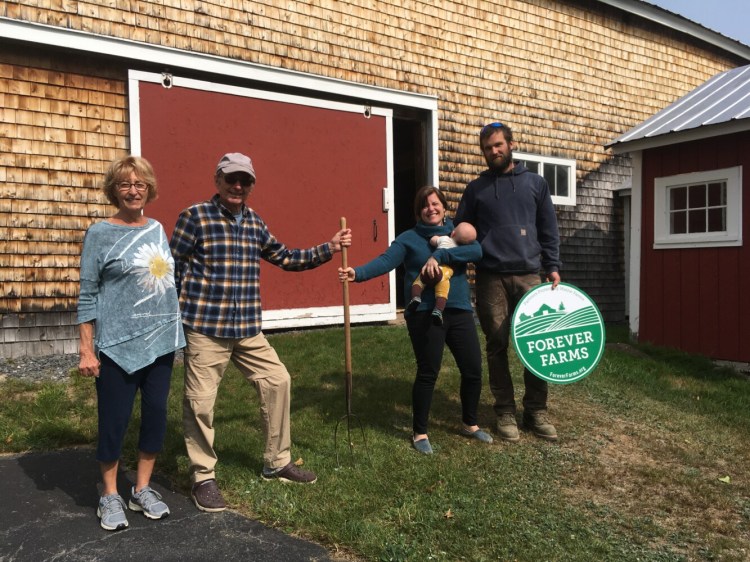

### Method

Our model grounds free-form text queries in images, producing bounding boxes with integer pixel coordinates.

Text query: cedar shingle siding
[1,0,747,357]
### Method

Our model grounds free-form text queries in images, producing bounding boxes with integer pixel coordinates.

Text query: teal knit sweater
[353,219,482,313]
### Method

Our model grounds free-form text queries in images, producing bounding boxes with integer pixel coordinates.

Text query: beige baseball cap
[216,152,256,180]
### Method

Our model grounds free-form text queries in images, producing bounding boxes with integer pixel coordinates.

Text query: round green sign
[512,282,605,384]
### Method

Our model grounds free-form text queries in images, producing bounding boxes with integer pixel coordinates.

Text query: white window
[515,152,577,206]
[653,167,742,249]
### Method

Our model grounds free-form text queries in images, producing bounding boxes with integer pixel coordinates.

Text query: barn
[1,0,750,358]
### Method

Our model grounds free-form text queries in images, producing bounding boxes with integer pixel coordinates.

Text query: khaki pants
[182,327,292,484]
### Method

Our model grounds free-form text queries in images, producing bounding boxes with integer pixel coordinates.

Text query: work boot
[496,413,520,442]
[523,410,558,442]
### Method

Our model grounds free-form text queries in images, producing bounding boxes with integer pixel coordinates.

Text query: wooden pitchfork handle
[340,217,353,415]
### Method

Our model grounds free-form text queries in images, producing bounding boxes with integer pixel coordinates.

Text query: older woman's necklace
[109,208,148,226]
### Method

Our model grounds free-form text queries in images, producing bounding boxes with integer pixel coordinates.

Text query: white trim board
[263,304,397,330]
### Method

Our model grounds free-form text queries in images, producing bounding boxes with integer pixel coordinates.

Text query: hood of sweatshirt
[478,161,530,197]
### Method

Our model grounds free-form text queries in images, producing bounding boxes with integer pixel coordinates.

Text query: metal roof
[606,64,750,149]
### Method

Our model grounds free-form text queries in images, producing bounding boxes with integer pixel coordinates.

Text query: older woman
[78,155,185,531]
[339,186,492,454]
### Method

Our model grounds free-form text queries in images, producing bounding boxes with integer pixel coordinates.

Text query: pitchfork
[334,216,369,465]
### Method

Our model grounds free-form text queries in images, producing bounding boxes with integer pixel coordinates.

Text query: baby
[407,222,477,326]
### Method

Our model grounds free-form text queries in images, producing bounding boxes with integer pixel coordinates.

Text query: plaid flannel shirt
[170,195,333,339]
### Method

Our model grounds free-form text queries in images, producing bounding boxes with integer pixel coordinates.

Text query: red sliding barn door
[130,72,394,329]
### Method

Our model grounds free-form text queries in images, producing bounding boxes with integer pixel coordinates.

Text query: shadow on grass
[601,343,750,432]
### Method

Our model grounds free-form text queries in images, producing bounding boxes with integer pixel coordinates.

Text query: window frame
[653,166,743,249]
[515,151,577,206]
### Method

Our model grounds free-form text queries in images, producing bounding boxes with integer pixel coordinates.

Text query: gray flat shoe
[412,437,433,454]
[460,428,494,444]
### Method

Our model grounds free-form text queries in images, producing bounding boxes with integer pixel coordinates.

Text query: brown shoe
[496,413,520,442]
[191,479,227,512]
[262,462,317,484]
[523,410,558,442]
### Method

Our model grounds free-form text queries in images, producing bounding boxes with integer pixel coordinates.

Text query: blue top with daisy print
[78,218,185,374]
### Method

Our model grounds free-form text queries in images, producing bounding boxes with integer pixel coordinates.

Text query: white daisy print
[131,242,175,304]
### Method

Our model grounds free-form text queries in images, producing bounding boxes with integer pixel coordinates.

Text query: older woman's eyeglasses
[480,122,504,135]
[117,181,148,192]
[224,174,254,187]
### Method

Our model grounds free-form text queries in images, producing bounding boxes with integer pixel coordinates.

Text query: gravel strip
[0,352,185,384]
[0,354,81,384]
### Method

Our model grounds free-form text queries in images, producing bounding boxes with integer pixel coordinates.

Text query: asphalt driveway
[0,447,332,561]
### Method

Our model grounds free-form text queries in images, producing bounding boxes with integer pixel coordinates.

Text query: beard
[486,150,513,173]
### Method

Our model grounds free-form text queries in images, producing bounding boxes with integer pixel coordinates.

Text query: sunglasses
[480,122,504,135]
[224,173,254,187]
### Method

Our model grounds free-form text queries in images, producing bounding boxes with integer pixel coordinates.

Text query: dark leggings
[405,309,483,435]
[95,352,174,463]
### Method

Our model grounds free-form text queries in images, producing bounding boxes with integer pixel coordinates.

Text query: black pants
[96,352,174,463]
[405,309,483,435]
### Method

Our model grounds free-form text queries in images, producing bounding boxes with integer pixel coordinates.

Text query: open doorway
[392,117,428,308]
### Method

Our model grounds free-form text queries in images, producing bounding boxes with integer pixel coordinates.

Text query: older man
[170,152,351,511]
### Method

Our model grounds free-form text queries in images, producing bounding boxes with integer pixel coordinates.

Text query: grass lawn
[1,323,749,561]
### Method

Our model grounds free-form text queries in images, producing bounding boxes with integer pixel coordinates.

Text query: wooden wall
[0,48,128,357]
[1,0,746,357]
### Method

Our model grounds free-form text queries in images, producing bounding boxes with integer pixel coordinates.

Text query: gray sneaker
[496,413,520,442]
[523,410,558,442]
[97,493,129,531]
[129,485,170,520]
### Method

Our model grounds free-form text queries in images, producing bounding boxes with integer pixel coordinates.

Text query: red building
[607,65,750,362]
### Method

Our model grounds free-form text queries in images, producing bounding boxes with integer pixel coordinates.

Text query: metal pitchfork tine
[334,216,369,466]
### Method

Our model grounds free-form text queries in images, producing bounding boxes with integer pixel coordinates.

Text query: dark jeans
[475,272,548,416]
[405,309,483,435]
[96,352,174,463]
